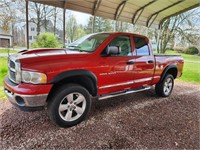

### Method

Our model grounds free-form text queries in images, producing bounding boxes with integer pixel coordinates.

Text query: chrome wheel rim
[163,78,173,95]
[58,92,86,122]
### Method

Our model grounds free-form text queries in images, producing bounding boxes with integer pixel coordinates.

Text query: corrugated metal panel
[29,0,200,29]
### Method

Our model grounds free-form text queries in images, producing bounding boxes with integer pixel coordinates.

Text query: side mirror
[106,46,120,55]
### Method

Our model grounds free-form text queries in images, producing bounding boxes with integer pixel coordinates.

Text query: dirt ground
[0,81,199,149]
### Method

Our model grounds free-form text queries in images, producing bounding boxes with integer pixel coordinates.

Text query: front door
[98,35,135,95]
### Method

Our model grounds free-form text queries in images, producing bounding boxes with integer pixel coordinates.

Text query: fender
[160,64,178,81]
[50,69,98,95]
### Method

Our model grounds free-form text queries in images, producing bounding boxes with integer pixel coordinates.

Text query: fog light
[15,96,25,106]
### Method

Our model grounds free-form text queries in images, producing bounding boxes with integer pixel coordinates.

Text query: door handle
[127,61,135,65]
[147,60,154,64]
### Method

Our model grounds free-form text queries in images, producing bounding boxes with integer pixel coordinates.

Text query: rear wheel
[155,74,174,97]
[47,84,91,128]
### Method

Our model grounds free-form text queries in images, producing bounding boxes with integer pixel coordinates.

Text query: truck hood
[15,48,88,58]
[12,48,88,60]
[11,48,89,64]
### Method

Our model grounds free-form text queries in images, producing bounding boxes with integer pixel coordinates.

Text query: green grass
[165,50,200,83]
[165,50,200,62]
[0,57,8,85]
[0,57,8,99]
[179,62,200,83]
[0,49,18,53]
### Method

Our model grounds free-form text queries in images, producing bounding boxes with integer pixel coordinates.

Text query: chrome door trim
[99,77,155,89]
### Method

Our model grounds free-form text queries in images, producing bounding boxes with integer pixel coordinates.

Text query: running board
[99,86,151,100]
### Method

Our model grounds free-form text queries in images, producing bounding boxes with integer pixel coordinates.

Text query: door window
[133,36,150,56]
[106,36,132,56]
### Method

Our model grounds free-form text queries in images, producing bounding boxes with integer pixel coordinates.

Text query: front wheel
[47,84,92,128]
[155,74,174,97]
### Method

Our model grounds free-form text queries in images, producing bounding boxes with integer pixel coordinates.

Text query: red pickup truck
[4,32,184,127]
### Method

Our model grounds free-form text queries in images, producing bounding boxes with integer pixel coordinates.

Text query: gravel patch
[0,81,199,149]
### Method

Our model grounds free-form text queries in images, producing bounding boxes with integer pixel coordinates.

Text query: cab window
[133,36,150,56]
[108,36,132,56]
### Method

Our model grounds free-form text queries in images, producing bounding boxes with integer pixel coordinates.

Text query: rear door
[131,35,155,87]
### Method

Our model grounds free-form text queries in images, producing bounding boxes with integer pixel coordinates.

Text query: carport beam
[146,0,184,28]
[26,0,29,49]
[63,8,66,47]
[92,0,102,33]
[114,0,127,20]
[62,0,68,47]
[132,0,156,24]
[158,3,200,29]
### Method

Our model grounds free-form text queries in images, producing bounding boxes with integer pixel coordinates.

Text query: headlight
[22,70,47,84]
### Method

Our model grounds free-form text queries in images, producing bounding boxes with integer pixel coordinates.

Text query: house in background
[25,19,62,44]
[0,28,13,48]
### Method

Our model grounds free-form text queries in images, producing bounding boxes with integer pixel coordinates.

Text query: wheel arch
[48,69,98,101]
[160,64,178,82]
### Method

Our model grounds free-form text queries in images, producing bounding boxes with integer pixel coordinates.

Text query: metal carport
[25,0,200,48]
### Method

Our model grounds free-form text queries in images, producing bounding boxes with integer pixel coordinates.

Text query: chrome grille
[8,58,17,83]
[9,70,16,81]
[9,60,15,68]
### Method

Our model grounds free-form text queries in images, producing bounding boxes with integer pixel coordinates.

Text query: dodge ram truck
[4,32,184,127]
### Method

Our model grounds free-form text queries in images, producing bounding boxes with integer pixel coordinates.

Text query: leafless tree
[29,2,54,36]
[66,13,78,42]
[0,0,16,33]
[52,7,60,35]
[156,8,200,53]
[0,0,25,46]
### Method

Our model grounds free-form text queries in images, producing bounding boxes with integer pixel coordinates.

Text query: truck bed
[154,54,184,79]
[154,54,181,57]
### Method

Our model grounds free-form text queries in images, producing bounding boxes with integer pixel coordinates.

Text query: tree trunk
[53,7,57,35]
[44,6,47,32]
[35,3,41,36]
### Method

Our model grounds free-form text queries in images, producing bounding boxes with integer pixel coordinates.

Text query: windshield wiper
[67,45,91,52]
[68,49,92,53]
[67,45,81,49]
[67,49,86,52]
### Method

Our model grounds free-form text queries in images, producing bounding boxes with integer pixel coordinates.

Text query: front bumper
[4,76,53,111]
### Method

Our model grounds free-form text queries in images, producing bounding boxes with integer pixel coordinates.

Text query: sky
[0,1,91,27]
[71,11,90,26]
[3,0,200,29]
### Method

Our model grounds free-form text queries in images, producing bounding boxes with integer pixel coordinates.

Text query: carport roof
[29,0,200,29]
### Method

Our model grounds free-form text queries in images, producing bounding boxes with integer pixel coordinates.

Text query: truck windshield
[67,33,110,52]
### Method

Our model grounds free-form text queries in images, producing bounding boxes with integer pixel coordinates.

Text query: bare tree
[0,0,16,33]
[29,2,54,36]
[85,16,112,34]
[0,0,25,46]
[53,7,58,35]
[66,13,78,42]
[156,8,200,53]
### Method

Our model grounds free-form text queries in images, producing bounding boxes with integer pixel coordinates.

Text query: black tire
[155,74,174,97]
[47,84,92,128]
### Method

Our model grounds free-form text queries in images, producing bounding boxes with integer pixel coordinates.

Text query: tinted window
[133,36,150,56]
[109,36,132,56]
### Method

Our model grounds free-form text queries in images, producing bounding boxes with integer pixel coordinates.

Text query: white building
[26,19,58,44]
[28,21,38,44]
[0,28,12,48]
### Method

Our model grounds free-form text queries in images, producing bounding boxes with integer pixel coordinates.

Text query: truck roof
[96,32,148,39]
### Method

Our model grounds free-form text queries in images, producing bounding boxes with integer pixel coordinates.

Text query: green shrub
[173,47,184,53]
[184,47,199,55]
[32,32,60,48]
